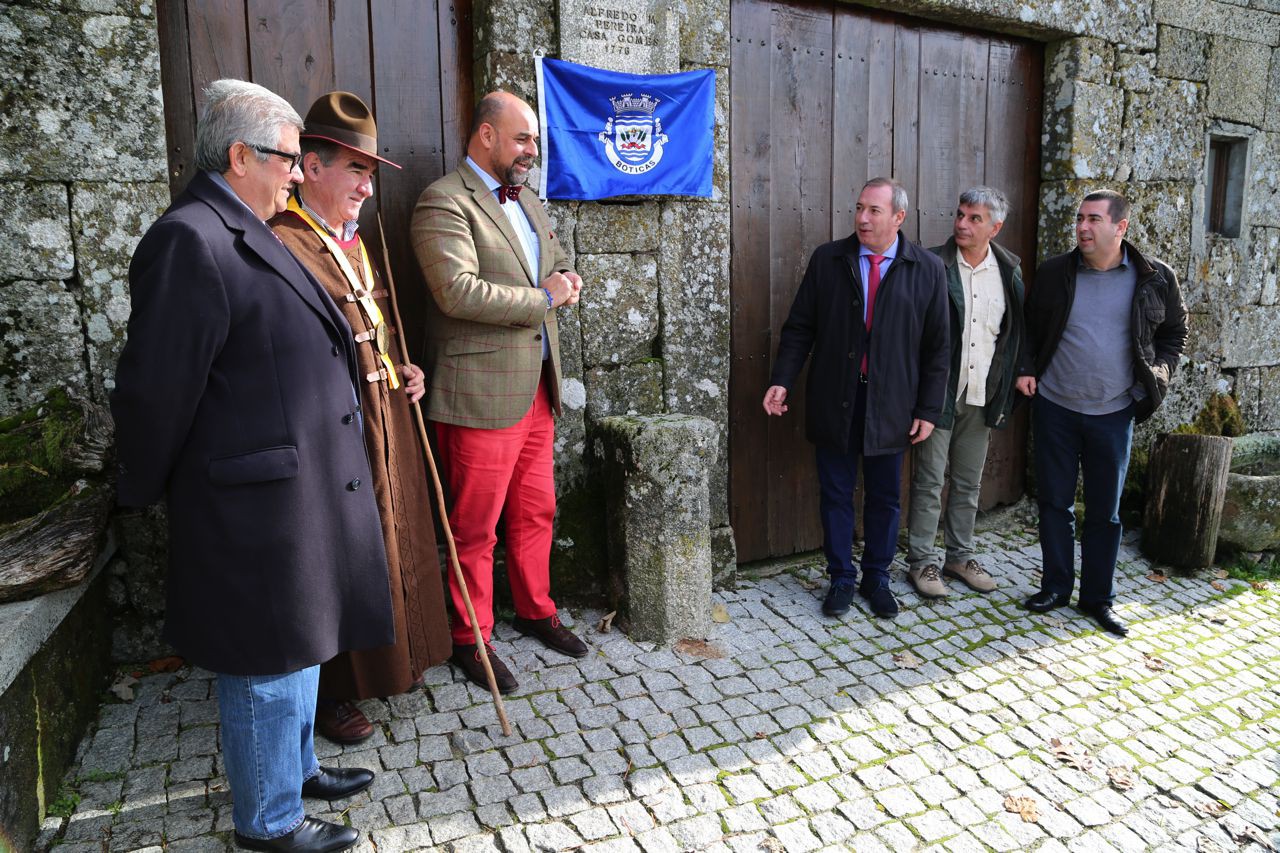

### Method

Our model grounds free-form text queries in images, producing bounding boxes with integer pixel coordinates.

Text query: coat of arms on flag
[536,58,714,200]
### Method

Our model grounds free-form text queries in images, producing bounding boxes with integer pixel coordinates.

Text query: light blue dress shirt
[857,235,900,323]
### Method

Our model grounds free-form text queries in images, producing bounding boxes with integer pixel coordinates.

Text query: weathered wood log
[0,482,112,602]
[1142,433,1233,569]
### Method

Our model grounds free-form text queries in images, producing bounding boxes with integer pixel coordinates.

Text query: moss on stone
[0,388,86,524]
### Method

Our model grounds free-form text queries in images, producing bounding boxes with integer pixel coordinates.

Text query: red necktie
[861,254,885,374]
[497,185,522,204]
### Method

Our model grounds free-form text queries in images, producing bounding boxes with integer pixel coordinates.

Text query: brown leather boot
[314,699,374,744]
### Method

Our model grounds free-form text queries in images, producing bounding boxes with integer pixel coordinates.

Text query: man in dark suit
[763,177,950,620]
[111,79,393,853]
[410,91,586,694]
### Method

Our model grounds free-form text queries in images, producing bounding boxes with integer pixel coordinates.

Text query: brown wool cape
[271,210,452,698]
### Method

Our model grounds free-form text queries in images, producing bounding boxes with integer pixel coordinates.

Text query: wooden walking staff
[376,213,513,738]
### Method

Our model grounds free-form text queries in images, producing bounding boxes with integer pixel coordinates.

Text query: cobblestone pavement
[42,525,1280,852]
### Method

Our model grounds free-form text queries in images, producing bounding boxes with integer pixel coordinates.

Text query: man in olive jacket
[764,178,950,620]
[907,186,1025,600]
[1017,189,1187,637]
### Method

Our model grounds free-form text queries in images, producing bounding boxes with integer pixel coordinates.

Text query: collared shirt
[296,191,359,242]
[466,155,549,360]
[956,245,1005,406]
[209,171,263,221]
[857,236,899,323]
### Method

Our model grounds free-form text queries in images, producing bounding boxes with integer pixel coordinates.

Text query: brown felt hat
[301,91,401,169]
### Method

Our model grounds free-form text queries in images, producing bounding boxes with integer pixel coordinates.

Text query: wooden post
[1142,433,1233,569]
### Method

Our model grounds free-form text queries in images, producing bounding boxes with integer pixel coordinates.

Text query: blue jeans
[1033,395,1134,606]
[216,666,321,839]
[816,381,904,589]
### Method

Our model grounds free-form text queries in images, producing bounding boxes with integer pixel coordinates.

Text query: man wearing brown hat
[271,91,451,743]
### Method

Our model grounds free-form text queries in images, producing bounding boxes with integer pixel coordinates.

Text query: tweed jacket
[111,171,393,676]
[411,161,575,429]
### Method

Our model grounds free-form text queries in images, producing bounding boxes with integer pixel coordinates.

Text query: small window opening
[1205,137,1247,238]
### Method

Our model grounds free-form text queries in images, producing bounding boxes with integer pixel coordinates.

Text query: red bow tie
[497,185,523,204]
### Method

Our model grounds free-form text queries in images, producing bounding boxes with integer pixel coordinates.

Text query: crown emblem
[609,93,660,115]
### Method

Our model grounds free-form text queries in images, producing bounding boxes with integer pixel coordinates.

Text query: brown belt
[345,289,389,303]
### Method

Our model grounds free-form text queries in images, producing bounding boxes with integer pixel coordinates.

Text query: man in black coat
[111,79,393,853]
[764,178,950,619]
[1016,189,1187,638]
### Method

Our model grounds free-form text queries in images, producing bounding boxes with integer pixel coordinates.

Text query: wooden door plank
[865,18,895,179]
[158,0,196,198]
[331,1,373,104]
[916,29,963,248]
[187,0,249,114]
[728,0,776,562]
[766,1,833,556]
[246,0,335,110]
[371,0,447,367]
[831,9,870,236]
[439,0,475,169]
[891,26,920,242]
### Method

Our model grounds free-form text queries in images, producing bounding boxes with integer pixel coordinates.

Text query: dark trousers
[1033,395,1134,606]
[815,381,903,588]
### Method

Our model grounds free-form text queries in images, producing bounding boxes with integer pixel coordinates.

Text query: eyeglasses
[248,144,303,171]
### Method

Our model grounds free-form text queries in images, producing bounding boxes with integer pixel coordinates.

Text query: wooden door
[156,0,473,365]
[729,0,1042,563]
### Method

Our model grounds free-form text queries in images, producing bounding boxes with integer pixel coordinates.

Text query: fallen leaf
[1107,766,1135,790]
[596,610,616,633]
[1250,581,1269,591]
[799,577,822,590]
[1236,822,1277,851]
[711,604,731,623]
[1210,580,1226,591]
[754,731,767,739]
[1196,799,1227,816]
[758,839,786,853]
[1196,835,1228,853]
[1214,568,1229,579]
[892,651,922,669]
[1146,571,1168,583]
[673,638,725,659]
[149,655,184,673]
[1003,795,1040,823]
[1144,655,1166,672]
[109,674,138,702]
[1050,737,1094,771]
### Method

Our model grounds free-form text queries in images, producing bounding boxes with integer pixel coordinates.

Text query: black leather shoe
[822,581,857,616]
[861,583,899,619]
[513,613,589,658]
[235,817,359,852]
[1079,602,1128,637]
[300,766,374,801]
[451,642,518,693]
[1024,591,1071,613]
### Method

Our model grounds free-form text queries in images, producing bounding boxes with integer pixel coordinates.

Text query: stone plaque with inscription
[559,0,680,74]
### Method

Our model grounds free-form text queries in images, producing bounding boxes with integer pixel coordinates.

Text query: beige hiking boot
[944,558,997,592]
[907,564,948,598]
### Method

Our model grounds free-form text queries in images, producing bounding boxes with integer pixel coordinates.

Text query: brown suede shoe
[314,699,373,745]
[512,613,589,658]
[450,643,518,694]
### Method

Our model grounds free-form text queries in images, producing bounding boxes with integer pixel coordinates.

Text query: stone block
[1221,305,1280,366]
[1045,37,1116,88]
[576,202,661,253]
[1247,131,1280,227]
[596,414,718,643]
[1268,47,1280,131]
[0,280,86,417]
[1142,360,1225,434]
[1125,180,1195,279]
[0,182,73,280]
[473,0,554,59]
[1124,79,1204,182]
[1154,0,1280,45]
[1208,36,1273,124]
[1199,235,1247,311]
[679,0,729,67]
[70,180,169,399]
[584,361,664,421]
[476,51,537,105]
[546,201,579,272]
[710,524,736,590]
[576,252,659,367]
[0,6,165,182]
[1180,310,1224,365]
[1116,51,1156,92]
[658,202,730,524]
[560,0,681,74]
[1156,25,1210,81]
[1248,227,1280,305]
[1041,81,1125,181]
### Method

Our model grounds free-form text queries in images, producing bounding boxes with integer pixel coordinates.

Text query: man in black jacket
[1016,189,1187,637]
[764,178,950,619]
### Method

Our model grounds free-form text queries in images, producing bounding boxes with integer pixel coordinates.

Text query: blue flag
[536,57,715,200]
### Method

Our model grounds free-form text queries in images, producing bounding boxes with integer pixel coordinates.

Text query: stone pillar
[596,414,717,643]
